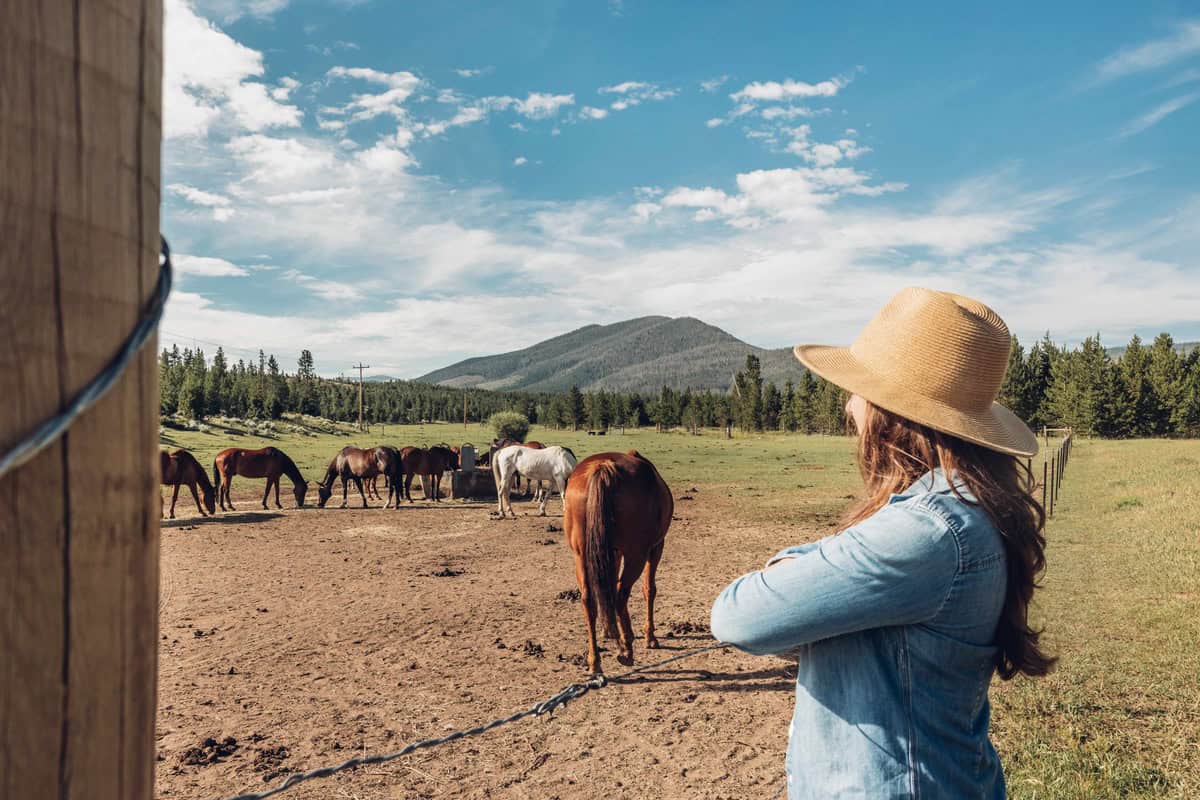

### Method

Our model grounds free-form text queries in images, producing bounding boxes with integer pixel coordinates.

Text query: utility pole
[353,362,370,431]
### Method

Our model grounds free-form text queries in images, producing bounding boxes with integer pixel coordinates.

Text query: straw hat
[793,287,1038,457]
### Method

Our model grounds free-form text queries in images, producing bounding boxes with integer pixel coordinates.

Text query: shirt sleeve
[710,499,960,655]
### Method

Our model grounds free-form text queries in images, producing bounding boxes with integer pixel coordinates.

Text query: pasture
[156,421,1198,799]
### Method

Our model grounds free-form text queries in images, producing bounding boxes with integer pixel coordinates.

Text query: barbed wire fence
[223,642,730,800]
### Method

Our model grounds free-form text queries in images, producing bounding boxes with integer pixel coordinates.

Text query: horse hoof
[617,652,634,667]
[647,638,660,650]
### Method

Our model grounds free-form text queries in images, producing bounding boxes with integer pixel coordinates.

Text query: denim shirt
[710,470,1007,800]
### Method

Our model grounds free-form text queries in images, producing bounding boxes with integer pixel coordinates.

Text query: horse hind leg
[615,553,649,667]
[274,476,282,509]
[643,542,664,649]
[354,476,368,508]
[261,480,272,510]
[169,484,181,519]
[574,553,603,676]
[224,478,237,511]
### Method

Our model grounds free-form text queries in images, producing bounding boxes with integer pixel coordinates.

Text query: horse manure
[556,589,581,602]
[557,653,587,667]
[666,620,709,637]
[537,538,557,545]
[545,522,562,532]
[522,640,545,658]
[179,736,238,766]
[679,495,694,501]
[253,745,291,781]
[494,637,508,649]
[430,567,464,577]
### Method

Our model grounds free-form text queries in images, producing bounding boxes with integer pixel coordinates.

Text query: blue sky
[162,0,1200,377]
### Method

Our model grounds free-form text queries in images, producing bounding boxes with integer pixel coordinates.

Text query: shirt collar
[890,467,971,502]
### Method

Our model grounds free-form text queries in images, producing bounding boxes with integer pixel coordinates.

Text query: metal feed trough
[450,443,498,500]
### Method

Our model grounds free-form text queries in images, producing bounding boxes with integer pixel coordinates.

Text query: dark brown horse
[161,449,216,518]
[398,445,459,502]
[564,450,673,675]
[213,447,308,511]
[317,446,380,508]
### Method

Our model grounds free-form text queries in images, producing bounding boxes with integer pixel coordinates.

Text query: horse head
[202,483,217,515]
[295,480,310,508]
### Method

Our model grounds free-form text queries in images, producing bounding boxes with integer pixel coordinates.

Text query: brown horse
[398,445,459,502]
[564,450,673,675]
[161,449,216,518]
[317,446,378,508]
[213,447,308,511]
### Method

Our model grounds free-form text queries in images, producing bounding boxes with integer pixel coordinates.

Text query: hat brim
[793,344,1039,458]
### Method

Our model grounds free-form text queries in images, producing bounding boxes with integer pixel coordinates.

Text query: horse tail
[583,461,620,637]
[212,457,221,491]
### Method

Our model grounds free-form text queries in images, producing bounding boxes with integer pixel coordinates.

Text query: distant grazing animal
[398,445,459,502]
[318,446,399,508]
[492,445,577,518]
[160,449,216,518]
[213,447,308,511]
[564,450,672,675]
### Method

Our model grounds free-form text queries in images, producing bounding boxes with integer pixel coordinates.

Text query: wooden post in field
[0,2,162,799]
[1041,460,1048,512]
[1049,455,1056,516]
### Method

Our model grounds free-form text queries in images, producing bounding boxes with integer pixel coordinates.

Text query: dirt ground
[157,482,806,800]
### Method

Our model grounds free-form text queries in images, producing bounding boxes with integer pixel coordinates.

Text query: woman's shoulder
[889,477,1004,567]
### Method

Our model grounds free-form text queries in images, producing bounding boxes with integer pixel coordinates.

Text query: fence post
[1049,455,1056,516]
[1042,460,1048,512]
[0,3,162,799]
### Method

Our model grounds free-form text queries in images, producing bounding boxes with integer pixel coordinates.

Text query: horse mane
[187,451,216,493]
[279,450,305,486]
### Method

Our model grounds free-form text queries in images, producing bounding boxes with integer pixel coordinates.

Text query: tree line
[159,331,1200,438]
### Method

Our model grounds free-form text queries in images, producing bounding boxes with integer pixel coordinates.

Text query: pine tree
[1118,335,1157,437]
[1147,334,1182,435]
[567,385,585,431]
[781,380,798,432]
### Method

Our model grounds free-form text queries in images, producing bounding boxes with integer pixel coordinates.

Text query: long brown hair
[841,400,1055,679]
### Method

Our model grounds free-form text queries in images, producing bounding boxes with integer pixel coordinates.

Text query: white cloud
[193,0,289,23]
[281,269,363,301]
[598,81,677,112]
[168,182,235,220]
[326,66,422,121]
[700,75,730,92]
[163,0,302,138]
[1117,92,1200,138]
[513,156,528,166]
[731,73,854,102]
[512,92,575,119]
[174,254,249,277]
[705,117,725,128]
[455,67,488,78]
[1092,20,1200,84]
[761,105,820,120]
[581,106,609,119]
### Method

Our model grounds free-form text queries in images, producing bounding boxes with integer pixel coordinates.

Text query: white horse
[493,445,577,518]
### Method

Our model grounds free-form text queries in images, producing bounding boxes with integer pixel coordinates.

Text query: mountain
[417,316,808,393]
[1105,342,1198,360]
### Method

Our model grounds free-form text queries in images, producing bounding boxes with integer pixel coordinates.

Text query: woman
[711,287,1054,799]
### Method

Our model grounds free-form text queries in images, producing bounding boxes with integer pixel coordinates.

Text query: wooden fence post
[0,2,162,799]
[1049,455,1056,516]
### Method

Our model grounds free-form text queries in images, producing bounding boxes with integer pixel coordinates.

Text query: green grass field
[160,419,1199,798]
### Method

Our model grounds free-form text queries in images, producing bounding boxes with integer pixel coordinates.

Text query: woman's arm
[710,498,960,655]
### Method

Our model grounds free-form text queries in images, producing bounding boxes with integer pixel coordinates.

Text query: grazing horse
[564,450,672,675]
[160,449,216,518]
[493,445,577,517]
[213,447,308,511]
[317,446,398,508]
[398,445,459,502]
